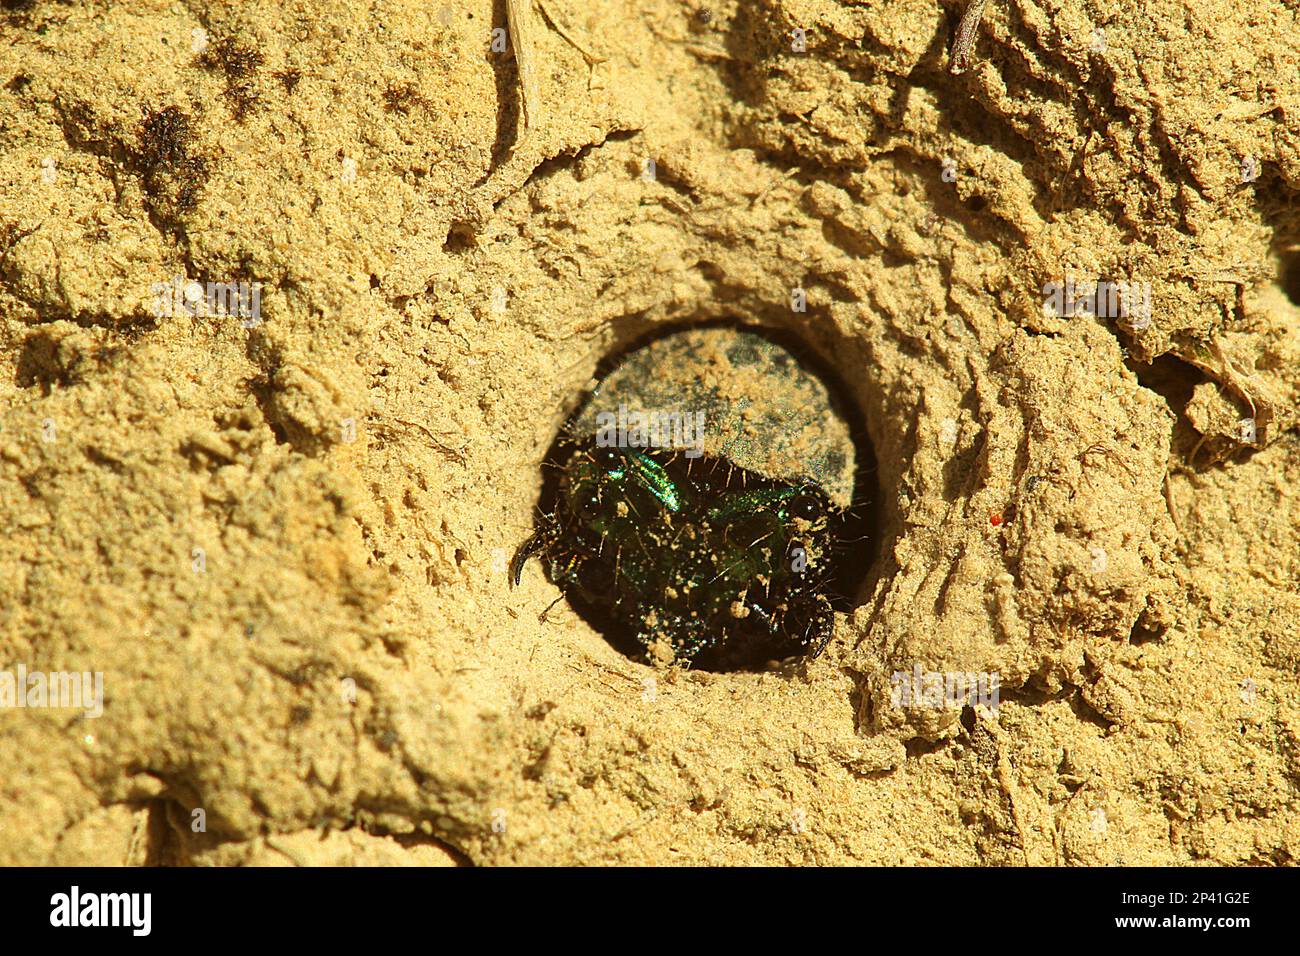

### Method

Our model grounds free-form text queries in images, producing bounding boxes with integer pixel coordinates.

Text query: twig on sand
[506,0,543,134]
[537,1,605,67]
[950,0,988,75]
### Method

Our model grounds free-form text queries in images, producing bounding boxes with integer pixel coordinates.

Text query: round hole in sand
[515,320,879,673]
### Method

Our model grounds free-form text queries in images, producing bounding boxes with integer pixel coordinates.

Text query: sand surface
[0,0,1297,864]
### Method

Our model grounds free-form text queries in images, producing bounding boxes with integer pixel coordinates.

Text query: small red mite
[989,511,1003,527]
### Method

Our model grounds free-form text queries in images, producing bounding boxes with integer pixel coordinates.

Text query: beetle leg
[740,584,781,633]
[806,597,836,659]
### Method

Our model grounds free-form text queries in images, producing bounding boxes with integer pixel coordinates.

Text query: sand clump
[0,0,1297,865]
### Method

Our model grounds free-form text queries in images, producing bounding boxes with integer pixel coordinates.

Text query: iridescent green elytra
[511,437,841,669]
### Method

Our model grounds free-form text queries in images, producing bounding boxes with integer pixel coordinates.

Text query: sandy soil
[0,0,1297,865]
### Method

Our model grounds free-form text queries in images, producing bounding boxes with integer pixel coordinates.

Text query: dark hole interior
[1279,249,1300,307]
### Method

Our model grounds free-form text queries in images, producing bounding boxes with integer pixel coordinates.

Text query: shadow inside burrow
[518,316,881,673]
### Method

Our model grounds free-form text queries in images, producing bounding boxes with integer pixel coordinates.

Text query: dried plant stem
[507,0,543,132]
[950,0,988,75]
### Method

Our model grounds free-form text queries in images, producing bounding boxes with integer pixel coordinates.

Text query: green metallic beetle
[511,435,842,669]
